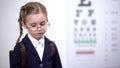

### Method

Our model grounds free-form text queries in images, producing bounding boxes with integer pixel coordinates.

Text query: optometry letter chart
[66,0,120,68]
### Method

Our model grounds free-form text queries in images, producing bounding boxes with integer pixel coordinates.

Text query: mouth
[36,31,44,36]
[36,32,43,35]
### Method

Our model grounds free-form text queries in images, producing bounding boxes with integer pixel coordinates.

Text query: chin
[36,36,43,40]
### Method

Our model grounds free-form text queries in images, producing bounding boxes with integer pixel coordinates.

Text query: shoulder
[44,36,57,48]
[44,36,50,42]
[13,42,24,52]
[14,43,20,50]
[44,36,55,44]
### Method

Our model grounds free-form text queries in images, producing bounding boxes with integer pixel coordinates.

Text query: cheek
[43,26,47,30]
[42,28,47,33]
[27,29,35,34]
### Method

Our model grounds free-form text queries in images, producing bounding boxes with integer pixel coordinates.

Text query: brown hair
[16,2,48,43]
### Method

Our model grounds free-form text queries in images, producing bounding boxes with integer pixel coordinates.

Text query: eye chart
[66,0,120,68]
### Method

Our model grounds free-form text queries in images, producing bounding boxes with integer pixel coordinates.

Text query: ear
[21,21,27,29]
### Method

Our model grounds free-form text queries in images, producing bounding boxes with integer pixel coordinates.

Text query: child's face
[25,13,48,40]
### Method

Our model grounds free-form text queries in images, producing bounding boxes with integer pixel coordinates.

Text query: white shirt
[28,34,45,61]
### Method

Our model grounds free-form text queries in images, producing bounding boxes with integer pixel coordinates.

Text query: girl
[10,2,62,68]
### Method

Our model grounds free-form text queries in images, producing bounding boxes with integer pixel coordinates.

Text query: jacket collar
[27,33,45,48]
[22,34,51,62]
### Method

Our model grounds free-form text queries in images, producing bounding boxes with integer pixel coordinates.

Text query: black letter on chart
[78,0,91,7]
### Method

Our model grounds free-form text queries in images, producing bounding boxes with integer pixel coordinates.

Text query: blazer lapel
[42,37,51,62]
[22,35,41,62]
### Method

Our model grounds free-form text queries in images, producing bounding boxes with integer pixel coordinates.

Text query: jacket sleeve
[53,44,62,68]
[10,44,21,68]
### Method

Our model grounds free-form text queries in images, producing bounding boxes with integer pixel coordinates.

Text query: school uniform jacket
[10,34,62,68]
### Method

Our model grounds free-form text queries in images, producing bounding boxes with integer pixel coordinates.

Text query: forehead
[26,13,47,23]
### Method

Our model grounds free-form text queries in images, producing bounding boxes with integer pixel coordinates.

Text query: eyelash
[30,22,45,27]
[31,24,36,27]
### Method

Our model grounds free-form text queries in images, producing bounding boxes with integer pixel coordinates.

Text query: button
[40,63,43,67]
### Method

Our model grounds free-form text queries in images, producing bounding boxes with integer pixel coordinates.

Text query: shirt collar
[28,33,45,48]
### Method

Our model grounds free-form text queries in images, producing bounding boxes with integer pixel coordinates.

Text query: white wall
[0,0,67,68]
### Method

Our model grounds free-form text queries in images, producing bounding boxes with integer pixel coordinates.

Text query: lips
[36,32,43,35]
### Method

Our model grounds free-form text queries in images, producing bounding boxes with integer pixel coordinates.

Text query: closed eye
[30,23,37,27]
[40,21,46,26]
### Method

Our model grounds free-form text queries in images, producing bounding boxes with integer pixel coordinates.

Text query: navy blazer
[10,34,62,68]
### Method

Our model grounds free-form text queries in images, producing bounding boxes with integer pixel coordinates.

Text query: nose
[37,25,42,30]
